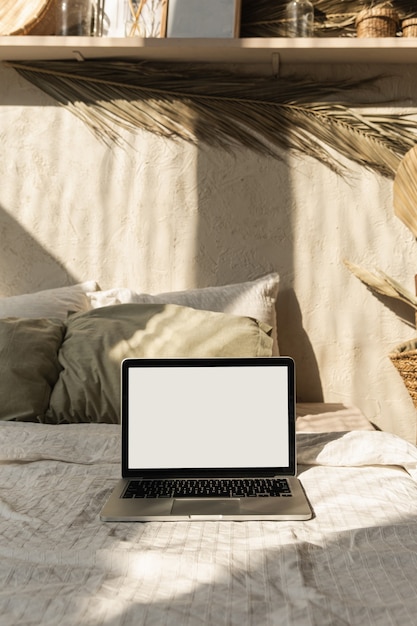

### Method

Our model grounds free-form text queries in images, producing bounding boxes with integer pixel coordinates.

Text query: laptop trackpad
[172,498,240,516]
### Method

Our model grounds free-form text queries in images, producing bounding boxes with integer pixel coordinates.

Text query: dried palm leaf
[393,145,417,238]
[6,60,417,177]
[344,259,417,308]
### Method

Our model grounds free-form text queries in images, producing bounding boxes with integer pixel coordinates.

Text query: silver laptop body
[100,357,313,522]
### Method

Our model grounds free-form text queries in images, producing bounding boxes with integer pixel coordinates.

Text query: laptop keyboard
[123,478,292,499]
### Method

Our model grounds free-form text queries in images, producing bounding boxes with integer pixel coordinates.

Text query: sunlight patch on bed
[96,549,228,606]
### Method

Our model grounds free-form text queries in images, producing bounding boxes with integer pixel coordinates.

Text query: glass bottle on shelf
[55,0,93,35]
[285,0,314,37]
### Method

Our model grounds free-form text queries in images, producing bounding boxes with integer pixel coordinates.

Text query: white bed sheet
[1,422,417,626]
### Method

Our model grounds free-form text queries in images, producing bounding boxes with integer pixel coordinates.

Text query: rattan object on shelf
[390,339,417,409]
[0,0,55,35]
[356,8,399,37]
[402,18,417,37]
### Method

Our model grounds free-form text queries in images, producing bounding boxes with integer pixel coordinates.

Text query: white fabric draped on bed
[1,423,417,626]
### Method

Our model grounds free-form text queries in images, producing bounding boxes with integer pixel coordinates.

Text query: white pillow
[87,273,280,354]
[0,281,99,320]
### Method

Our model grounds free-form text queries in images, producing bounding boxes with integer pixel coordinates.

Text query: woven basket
[0,0,56,35]
[389,338,417,409]
[402,18,417,38]
[356,8,399,37]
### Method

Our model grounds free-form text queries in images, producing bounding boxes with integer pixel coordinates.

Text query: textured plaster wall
[1,62,417,442]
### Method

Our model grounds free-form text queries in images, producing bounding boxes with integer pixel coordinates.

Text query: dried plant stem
[127,0,147,36]
[344,260,417,309]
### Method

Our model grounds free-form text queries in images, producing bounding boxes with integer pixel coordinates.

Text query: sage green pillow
[46,303,273,424]
[0,317,65,421]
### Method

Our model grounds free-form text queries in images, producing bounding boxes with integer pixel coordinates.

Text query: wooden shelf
[0,36,417,65]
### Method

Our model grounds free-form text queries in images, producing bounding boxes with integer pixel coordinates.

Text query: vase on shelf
[285,0,314,37]
[55,0,93,35]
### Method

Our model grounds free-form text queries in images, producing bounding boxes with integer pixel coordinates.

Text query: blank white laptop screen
[127,365,289,470]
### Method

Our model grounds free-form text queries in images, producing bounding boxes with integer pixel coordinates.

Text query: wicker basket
[356,8,399,37]
[402,18,417,38]
[0,0,56,35]
[389,338,417,409]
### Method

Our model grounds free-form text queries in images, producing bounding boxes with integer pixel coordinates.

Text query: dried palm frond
[241,0,417,37]
[6,60,417,177]
[344,259,417,309]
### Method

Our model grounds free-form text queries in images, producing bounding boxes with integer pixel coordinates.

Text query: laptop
[100,357,313,521]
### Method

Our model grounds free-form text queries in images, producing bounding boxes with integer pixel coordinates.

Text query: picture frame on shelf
[162,0,241,38]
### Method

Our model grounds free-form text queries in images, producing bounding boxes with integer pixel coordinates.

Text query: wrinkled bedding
[2,423,417,626]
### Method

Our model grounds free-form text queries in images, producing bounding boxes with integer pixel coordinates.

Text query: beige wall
[1,61,417,441]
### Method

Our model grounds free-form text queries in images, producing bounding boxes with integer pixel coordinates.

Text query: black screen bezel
[121,356,296,478]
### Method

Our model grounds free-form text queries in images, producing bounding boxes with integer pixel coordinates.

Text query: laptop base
[100,477,313,522]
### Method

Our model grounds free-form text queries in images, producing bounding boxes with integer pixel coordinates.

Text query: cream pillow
[87,273,280,354]
[0,281,99,320]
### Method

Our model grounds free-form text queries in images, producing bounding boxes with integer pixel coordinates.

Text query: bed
[2,276,417,625]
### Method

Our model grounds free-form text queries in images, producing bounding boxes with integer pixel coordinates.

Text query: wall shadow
[0,205,77,296]
[278,288,324,401]
[194,143,323,402]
